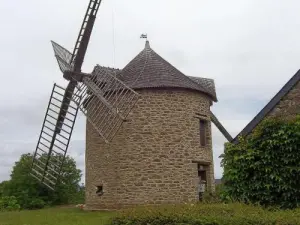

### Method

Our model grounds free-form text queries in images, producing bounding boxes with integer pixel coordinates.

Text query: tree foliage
[0,196,20,211]
[1,153,84,209]
[221,115,300,209]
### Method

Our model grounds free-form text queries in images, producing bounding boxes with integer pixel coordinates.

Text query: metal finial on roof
[140,33,149,48]
[145,40,150,48]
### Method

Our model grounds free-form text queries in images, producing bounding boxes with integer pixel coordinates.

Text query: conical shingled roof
[116,41,217,102]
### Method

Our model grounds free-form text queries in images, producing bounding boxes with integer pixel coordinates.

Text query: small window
[96,185,104,196]
[199,119,206,146]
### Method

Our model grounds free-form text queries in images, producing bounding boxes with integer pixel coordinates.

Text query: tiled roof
[93,41,217,102]
[188,76,217,101]
[116,41,217,102]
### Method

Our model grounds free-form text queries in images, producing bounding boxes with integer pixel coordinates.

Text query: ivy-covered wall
[222,116,300,209]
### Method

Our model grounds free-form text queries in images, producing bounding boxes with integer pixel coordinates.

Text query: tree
[221,115,300,209]
[2,153,83,209]
[0,181,9,197]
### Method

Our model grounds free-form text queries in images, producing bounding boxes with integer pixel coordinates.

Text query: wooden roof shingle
[114,41,217,102]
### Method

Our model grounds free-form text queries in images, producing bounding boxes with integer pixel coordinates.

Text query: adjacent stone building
[232,70,300,143]
[85,41,218,210]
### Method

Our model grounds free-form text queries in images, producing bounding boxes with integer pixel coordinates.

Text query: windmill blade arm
[71,0,102,71]
[210,111,233,142]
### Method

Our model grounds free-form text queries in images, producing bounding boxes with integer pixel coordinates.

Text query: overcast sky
[1,0,300,183]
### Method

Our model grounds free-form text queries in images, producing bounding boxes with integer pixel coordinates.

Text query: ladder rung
[42,175,56,186]
[42,130,53,139]
[37,147,48,154]
[35,153,49,165]
[48,160,61,170]
[52,96,63,104]
[41,136,51,144]
[32,168,43,178]
[49,148,60,156]
[45,119,56,128]
[39,142,49,150]
[55,84,66,91]
[38,155,61,170]
[34,152,43,158]
[44,123,55,132]
[53,143,66,152]
[33,163,46,174]
[57,133,69,141]
[30,173,42,182]
[50,102,61,109]
[57,119,73,129]
[47,165,60,175]
[53,90,64,97]
[35,157,47,166]
[42,181,55,191]
[57,127,71,136]
[62,100,78,110]
[48,108,59,115]
[47,113,58,122]
[55,137,68,146]
[43,168,58,180]
[61,108,76,117]
[46,172,58,181]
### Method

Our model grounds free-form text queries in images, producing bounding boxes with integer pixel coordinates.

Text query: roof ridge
[232,69,300,143]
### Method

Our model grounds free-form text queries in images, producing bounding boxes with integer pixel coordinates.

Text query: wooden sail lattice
[51,41,74,73]
[31,0,103,190]
[71,66,140,143]
[31,84,80,190]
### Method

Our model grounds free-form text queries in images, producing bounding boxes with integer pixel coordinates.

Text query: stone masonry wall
[269,80,300,118]
[85,89,215,210]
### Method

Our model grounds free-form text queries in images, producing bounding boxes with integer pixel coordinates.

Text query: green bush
[201,184,223,203]
[27,198,46,210]
[110,203,300,225]
[0,196,21,211]
[221,115,300,209]
[1,153,84,210]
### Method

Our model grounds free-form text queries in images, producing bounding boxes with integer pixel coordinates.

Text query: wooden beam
[210,111,233,142]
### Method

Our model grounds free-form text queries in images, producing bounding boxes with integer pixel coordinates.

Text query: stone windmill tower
[85,40,220,210]
[29,0,231,210]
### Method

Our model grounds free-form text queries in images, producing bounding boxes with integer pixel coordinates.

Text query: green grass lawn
[0,207,114,225]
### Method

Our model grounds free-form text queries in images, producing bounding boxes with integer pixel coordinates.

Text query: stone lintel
[192,160,211,166]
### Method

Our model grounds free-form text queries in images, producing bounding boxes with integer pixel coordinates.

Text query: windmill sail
[51,41,74,73]
[72,66,140,143]
[31,0,103,190]
[31,84,80,190]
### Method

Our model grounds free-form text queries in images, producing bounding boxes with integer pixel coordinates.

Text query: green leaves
[1,153,84,210]
[110,203,300,225]
[0,196,20,211]
[222,116,300,209]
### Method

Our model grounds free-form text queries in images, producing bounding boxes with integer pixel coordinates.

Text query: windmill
[30,0,139,190]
